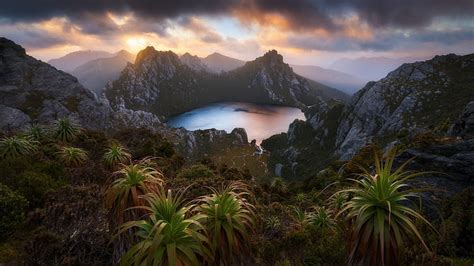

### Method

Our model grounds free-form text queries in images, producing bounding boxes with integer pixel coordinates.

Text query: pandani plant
[336,148,436,266]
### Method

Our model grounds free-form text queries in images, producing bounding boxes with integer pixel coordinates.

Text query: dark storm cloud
[0,0,472,52]
[1,0,472,30]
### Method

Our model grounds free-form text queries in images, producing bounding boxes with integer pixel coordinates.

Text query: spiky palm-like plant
[0,135,38,159]
[338,149,434,266]
[52,118,80,142]
[27,124,44,141]
[308,206,335,233]
[197,181,255,264]
[292,206,312,230]
[118,189,210,265]
[103,142,132,169]
[106,158,164,224]
[56,146,88,166]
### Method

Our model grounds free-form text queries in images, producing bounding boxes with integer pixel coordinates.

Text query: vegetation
[0,184,28,236]
[105,158,163,224]
[0,123,470,265]
[338,149,434,265]
[0,135,38,160]
[56,146,88,166]
[52,118,80,142]
[196,181,255,264]
[103,142,131,168]
[118,189,209,265]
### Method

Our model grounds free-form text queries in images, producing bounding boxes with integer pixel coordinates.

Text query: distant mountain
[71,50,135,95]
[330,56,426,81]
[48,50,114,72]
[105,48,348,119]
[180,52,210,72]
[201,52,245,72]
[290,64,367,95]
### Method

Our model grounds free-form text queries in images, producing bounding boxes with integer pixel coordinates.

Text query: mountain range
[105,48,347,119]
[50,50,366,95]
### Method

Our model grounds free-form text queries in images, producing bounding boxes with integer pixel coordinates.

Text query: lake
[166,102,305,144]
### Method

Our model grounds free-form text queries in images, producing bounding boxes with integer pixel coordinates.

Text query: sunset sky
[1,0,473,66]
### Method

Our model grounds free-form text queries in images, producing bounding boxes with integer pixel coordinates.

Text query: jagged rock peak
[0,37,26,56]
[260,49,284,64]
[134,47,181,69]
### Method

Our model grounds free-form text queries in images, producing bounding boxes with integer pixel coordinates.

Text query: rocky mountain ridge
[0,38,249,158]
[105,47,346,119]
[263,53,474,178]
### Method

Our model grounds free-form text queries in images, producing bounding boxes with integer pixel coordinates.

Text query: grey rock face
[335,54,474,160]
[450,101,474,139]
[0,37,168,132]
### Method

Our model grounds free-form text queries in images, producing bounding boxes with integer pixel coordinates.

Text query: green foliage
[0,184,28,237]
[308,206,335,233]
[176,163,214,179]
[197,181,256,264]
[106,158,163,224]
[271,176,287,192]
[103,142,131,168]
[52,118,80,142]
[9,171,59,208]
[0,135,38,160]
[118,189,209,265]
[338,149,434,265]
[26,124,45,141]
[56,146,88,166]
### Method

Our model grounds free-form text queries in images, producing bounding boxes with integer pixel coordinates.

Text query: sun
[126,37,147,52]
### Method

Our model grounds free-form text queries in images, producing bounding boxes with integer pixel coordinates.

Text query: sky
[0,0,473,66]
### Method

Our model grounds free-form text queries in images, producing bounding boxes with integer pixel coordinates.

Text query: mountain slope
[71,50,135,95]
[105,48,346,119]
[291,64,366,95]
[335,53,474,159]
[201,52,245,72]
[48,50,114,72]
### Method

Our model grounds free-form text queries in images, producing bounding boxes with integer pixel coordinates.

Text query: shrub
[0,135,38,160]
[56,146,88,166]
[12,171,59,208]
[0,184,28,237]
[177,164,214,179]
[51,118,80,142]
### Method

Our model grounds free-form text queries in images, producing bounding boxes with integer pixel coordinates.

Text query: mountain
[0,38,165,132]
[0,38,249,158]
[48,50,114,72]
[263,53,474,178]
[180,52,210,72]
[290,64,367,95]
[330,56,426,81]
[200,52,364,94]
[335,53,474,159]
[201,52,245,72]
[70,50,135,95]
[105,48,347,119]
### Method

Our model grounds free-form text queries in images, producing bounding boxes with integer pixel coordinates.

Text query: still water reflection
[166,102,305,144]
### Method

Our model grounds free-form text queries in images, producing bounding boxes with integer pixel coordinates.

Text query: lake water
[166,102,305,144]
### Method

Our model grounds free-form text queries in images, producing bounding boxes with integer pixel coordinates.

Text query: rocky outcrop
[335,54,474,160]
[262,100,344,178]
[0,37,169,132]
[450,101,474,139]
[105,47,345,119]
